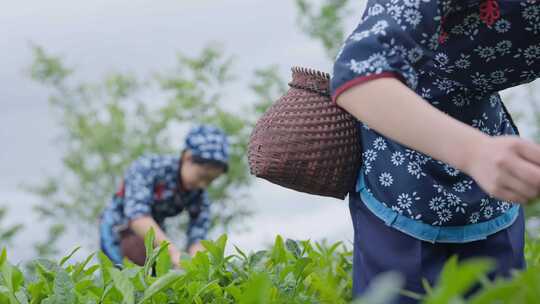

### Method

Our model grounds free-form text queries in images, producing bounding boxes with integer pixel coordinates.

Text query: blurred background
[0,0,539,263]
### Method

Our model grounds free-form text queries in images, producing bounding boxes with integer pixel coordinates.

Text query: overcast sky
[0,0,371,262]
[1,0,538,263]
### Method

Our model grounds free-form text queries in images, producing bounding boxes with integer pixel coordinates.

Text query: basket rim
[291,66,330,81]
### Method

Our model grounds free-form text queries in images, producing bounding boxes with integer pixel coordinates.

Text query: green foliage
[27,45,286,257]
[249,65,288,117]
[421,257,494,304]
[34,224,66,258]
[0,206,23,245]
[16,3,540,303]
[295,0,352,59]
[2,234,540,303]
[0,235,353,303]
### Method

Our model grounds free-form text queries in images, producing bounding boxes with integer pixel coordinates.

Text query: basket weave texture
[248,67,362,200]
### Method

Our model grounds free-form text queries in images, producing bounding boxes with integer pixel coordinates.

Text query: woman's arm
[130,216,182,267]
[185,192,211,253]
[337,77,540,203]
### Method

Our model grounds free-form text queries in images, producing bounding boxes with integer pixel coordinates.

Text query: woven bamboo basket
[248,67,362,199]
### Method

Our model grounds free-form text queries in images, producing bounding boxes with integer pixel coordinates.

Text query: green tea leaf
[97,251,114,285]
[285,239,302,259]
[238,272,271,304]
[138,270,184,304]
[59,247,81,267]
[0,248,6,268]
[424,256,493,304]
[270,235,287,265]
[144,241,169,280]
[155,246,171,277]
[51,269,76,304]
[15,290,28,304]
[201,234,227,266]
[72,252,95,281]
[143,228,155,266]
[109,268,135,304]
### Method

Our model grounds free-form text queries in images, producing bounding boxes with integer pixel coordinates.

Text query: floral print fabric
[100,154,211,262]
[331,0,540,229]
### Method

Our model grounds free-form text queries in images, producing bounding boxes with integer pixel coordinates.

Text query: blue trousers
[349,192,525,303]
[99,218,123,266]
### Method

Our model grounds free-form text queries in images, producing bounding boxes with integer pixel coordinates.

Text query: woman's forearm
[336,77,490,173]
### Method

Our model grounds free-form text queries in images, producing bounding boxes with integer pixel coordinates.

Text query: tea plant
[0,233,539,303]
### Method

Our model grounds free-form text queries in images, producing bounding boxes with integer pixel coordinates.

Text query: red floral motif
[154,182,166,200]
[115,180,125,197]
[438,29,449,44]
[479,0,501,27]
[439,16,449,44]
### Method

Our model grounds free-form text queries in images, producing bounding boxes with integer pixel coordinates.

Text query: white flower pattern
[333,0,537,228]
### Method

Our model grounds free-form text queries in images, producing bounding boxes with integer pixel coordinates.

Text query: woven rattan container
[248,67,362,200]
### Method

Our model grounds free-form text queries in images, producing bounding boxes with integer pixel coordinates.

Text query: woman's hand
[168,247,182,269]
[169,242,205,269]
[465,136,540,204]
[188,242,205,256]
[129,216,183,267]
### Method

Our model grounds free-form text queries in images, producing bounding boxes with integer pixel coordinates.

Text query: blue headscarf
[184,125,229,167]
